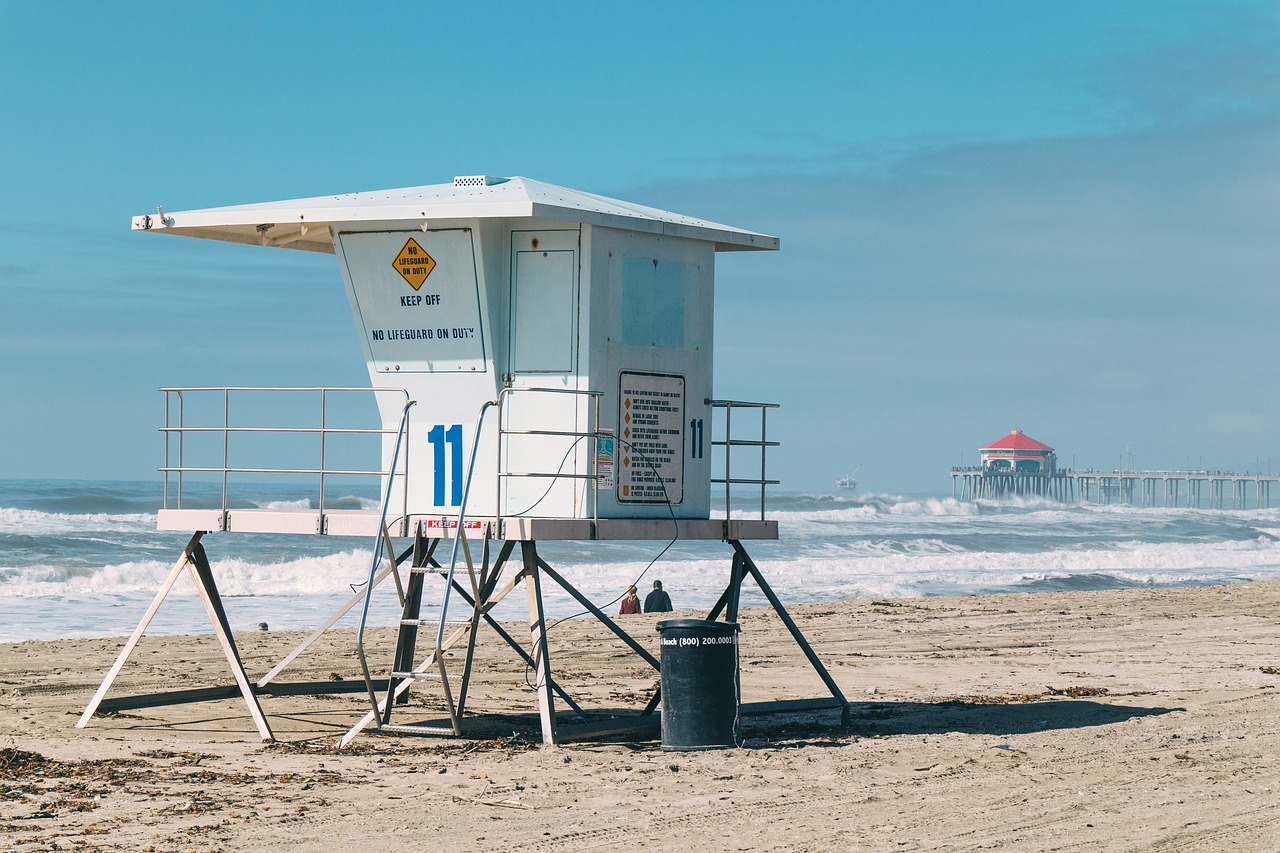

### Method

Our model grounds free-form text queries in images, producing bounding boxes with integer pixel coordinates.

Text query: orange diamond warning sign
[393,238,437,291]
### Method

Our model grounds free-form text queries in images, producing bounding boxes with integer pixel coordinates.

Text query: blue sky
[3,1,1280,493]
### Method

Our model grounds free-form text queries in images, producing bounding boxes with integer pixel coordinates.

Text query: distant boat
[836,465,860,491]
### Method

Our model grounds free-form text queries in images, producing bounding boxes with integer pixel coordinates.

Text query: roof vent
[453,175,507,188]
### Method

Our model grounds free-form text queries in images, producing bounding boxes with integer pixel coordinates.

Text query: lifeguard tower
[79,176,849,745]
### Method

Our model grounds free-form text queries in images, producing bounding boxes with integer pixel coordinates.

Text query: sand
[3,581,1280,851]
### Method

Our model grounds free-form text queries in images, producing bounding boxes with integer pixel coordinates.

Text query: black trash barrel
[656,619,741,751]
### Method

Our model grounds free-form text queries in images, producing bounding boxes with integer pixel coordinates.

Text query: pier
[951,467,1280,509]
[953,428,1280,509]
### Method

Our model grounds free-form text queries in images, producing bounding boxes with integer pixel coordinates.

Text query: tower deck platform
[157,508,777,541]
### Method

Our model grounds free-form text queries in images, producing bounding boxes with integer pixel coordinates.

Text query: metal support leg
[726,549,746,623]
[704,549,748,625]
[536,558,661,671]
[257,544,411,688]
[385,566,426,721]
[522,541,558,746]
[455,533,493,718]
[447,580,587,718]
[78,532,204,728]
[186,541,275,740]
[732,541,850,725]
[704,582,734,623]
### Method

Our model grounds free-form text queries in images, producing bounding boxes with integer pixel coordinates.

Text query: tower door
[504,230,584,516]
[508,228,581,385]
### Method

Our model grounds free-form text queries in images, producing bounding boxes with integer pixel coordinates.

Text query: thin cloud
[1087,11,1280,127]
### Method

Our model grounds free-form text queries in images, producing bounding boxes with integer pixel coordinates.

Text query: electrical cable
[522,435,680,691]
[506,434,589,517]
[547,434,679,626]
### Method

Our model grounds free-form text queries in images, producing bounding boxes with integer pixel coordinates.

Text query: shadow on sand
[109,696,1180,751]
[844,698,1179,738]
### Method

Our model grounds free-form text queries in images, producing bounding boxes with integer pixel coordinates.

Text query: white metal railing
[160,387,777,524]
[160,387,412,522]
[493,386,604,527]
[711,399,779,519]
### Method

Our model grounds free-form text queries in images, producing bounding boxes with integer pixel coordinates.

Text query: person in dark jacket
[643,580,673,613]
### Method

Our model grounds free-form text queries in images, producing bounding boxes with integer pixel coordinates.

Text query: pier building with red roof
[952,427,1069,500]
[979,428,1057,474]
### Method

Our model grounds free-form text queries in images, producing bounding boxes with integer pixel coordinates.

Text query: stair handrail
[435,397,499,654]
[427,387,600,709]
[353,398,416,723]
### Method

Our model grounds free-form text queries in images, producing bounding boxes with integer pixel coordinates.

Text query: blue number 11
[428,423,463,506]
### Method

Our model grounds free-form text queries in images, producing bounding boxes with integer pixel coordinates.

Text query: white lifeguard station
[80,176,849,745]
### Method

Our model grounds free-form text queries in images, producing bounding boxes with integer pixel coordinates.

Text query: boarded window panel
[622,257,688,348]
[511,250,575,373]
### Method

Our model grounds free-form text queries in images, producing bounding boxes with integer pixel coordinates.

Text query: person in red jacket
[619,585,642,615]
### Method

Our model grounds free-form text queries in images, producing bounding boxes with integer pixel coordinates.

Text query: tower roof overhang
[130,175,780,255]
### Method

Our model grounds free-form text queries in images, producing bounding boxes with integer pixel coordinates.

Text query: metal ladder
[343,400,501,745]
[376,521,492,736]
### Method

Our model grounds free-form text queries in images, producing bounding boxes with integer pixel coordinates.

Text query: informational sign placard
[596,430,616,492]
[337,230,487,373]
[617,372,684,504]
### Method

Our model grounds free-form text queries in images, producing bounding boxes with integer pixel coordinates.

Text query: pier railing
[951,465,1280,509]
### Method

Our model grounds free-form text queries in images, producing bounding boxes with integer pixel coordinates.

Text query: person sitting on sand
[619,585,641,615]
[644,580,673,613]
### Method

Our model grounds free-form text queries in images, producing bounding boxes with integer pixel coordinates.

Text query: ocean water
[2,478,1280,642]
